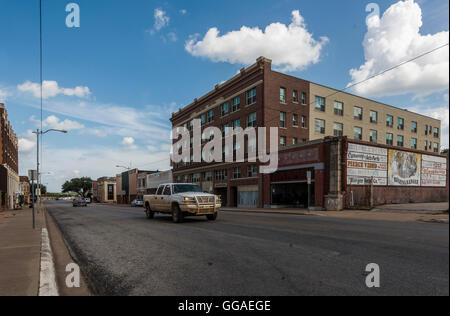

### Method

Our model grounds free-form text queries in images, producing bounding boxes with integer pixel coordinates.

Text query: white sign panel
[347,144,388,186]
[421,155,447,187]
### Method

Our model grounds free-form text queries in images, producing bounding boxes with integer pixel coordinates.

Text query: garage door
[238,185,259,208]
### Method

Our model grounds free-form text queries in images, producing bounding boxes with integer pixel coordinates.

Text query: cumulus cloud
[121,136,138,150]
[411,104,449,148]
[0,88,9,102]
[185,10,328,72]
[179,9,187,15]
[348,0,449,97]
[19,138,35,153]
[154,8,169,31]
[18,80,91,99]
[42,115,85,131]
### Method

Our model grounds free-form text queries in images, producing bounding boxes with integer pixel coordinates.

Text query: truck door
[152,185,164,210]
[161,185,172,212]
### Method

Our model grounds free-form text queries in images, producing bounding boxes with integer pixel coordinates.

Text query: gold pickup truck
[143,183,221,223]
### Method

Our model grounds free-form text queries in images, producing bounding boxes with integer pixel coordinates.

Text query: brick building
[170,57,442,208]
[19,176,30,205]
[0,103,19,210]
[97,177,116,203]
[116,169,157,204]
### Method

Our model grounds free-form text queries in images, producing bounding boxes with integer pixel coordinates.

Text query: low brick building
[97,177,116,203]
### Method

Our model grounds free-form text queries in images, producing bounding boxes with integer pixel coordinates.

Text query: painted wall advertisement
[347,144,387,186]
[421,155,447,187]
[388,150,421,186]
[347,143,447,187]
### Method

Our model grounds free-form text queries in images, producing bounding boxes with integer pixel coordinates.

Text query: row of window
[280,87,307,105]
[280,112,307,128]
[176,165,259,183]
[314,96,440,138]
[314,119,439,152]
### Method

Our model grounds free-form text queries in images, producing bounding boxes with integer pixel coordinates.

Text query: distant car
[131,199,144,207]
[73,198,87,207]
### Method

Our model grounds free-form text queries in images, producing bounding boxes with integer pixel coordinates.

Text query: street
[45,200,449,296]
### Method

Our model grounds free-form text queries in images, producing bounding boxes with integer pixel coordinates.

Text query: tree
[441,148,449,156]
[62,177,93,196]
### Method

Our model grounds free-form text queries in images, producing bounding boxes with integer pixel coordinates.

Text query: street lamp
[116,165,132,170]
[32,129,68,206]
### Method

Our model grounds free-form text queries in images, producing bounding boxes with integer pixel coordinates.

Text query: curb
[38,228,59,296]
[220,209,315,216]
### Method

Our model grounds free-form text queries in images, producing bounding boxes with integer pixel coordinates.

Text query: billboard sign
[388,150,421,186]
[421,155,447,187]
[347,144,387,186]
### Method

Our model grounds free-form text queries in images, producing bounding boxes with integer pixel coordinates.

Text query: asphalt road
[46,200,449,296]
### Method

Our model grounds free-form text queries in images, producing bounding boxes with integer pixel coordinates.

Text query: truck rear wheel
[206,212,217,221]
[145,204,154,219]
[172,205,184,223]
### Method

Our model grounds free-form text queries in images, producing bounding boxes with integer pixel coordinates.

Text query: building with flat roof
[97,177,116,203]
[170,57,442,208]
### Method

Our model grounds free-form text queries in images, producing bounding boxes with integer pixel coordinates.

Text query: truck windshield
[172,184,202,194]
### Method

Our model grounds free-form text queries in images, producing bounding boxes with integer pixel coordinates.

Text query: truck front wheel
[145,204,154,219]
[172,205,184,223]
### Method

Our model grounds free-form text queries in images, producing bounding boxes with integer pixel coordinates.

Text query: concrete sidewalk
[0,208,44,296]
[221,202,449,223]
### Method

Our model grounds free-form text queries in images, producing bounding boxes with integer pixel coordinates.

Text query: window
[354,127,362,140]
[411,138,417,149]
[292,114,298,127]
[333,122,343,136]
[247,88,256,105]
[280,136,287,147]
[301,116,307,128]
[425,124,428,135]
[292,137,298,145]
[215,169,228,181]
[280,112,286,128]
[188,120,194,132]
[397,135,404,147]
[203,172,212,181]
[433,127,439,138]
[232,97,240,112]
[293,90,299,103]
[334,101,343,116]
[200,113,206,126]
[221,102,229,116]
[232,167,241,179]
[386,133,393,146]
[354,106,363,120]
[163,185,171,195]
[107,184,114,201]
[315,96,325,111]
[434,142,439,153]
[397,118,404,130]
[208,110,214,123]
[248,165,258,178]
[411,121,417,133]
[222,123,230,137]
[424,140,428,151]
[301,92,307,105]
[370,111,378,123]
[369,130,377,143]
[315,119,325,134]
[183,175,189,183]
[192,173,201,183]
[386,115,393,127]
[247,112,257,128]
[232,119,241,129]
[280,87,286,103]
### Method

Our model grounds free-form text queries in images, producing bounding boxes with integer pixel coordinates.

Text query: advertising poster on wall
[388,150,421,186]
[347,143,387,185]
[421,155,447,187]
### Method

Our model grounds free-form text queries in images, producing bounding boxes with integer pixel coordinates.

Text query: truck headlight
[183,197,196,203]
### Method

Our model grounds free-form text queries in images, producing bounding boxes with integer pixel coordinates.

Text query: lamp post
[32,129,67,206]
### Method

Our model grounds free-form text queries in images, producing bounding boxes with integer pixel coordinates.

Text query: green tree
[441,148,449,155]
[62,177,93,196]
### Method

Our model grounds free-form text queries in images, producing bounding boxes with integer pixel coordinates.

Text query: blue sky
[0,0,448,192]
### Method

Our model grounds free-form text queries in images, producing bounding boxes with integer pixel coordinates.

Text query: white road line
[38,228,59,296]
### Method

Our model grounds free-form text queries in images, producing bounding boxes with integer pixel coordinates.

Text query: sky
[0,0,448,192]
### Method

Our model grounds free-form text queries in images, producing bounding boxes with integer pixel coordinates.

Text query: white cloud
[0,88,9,102]
[17,80,91,99]
[19,138,35,153]
[411,104,449,148]
[167,32,178,42]
[348,0,449,97]
[121,136,138,150]
[154,8,169,31]
[180,9,187,15]
[185,10,328,72]
[42,115,85,131]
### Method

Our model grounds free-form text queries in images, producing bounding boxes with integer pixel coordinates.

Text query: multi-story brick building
[0,103,19,210]
[170,57,442,208]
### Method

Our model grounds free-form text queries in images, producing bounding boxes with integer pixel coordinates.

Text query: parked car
[143,183,221,223]
[131,199,143,207]
[73,197,87,207]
